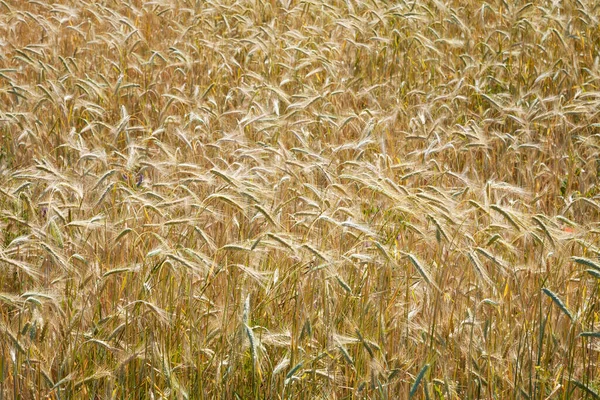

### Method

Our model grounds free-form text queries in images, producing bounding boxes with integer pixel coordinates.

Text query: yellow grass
[1,0,600,398]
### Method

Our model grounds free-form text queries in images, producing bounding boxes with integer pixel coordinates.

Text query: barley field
[1,0,600,398]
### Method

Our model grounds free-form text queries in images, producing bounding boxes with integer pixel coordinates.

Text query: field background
[1,0,600,398]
